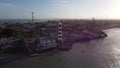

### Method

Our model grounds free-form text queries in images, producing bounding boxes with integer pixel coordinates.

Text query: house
[35,37,57,51]
[23,37,57,53]
[0,37,14,49]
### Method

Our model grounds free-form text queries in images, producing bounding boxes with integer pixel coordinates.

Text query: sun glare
[110,0,120,19]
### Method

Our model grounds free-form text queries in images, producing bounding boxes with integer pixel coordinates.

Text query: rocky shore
[58,30,107,51]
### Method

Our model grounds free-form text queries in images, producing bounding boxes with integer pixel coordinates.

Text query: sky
[0,0,120,19]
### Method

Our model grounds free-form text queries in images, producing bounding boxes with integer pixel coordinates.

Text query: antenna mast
[31,12,34,23]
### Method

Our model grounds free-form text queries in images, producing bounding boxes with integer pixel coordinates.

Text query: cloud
[0,2,17,9]
[53,0,71,6]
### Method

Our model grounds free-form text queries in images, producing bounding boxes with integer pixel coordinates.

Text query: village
[2,19,120,65]
[1,19,120,55]
[0,19,110,55]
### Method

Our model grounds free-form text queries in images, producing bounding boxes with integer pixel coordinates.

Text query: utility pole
[31,12,34,23]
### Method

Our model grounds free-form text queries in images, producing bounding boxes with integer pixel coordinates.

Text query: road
[1,28,120,68]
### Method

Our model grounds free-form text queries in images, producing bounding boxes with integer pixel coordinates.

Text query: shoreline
[0,20,112,65]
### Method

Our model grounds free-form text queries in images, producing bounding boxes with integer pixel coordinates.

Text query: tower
[57,22,63,47]
[31,12,34,23]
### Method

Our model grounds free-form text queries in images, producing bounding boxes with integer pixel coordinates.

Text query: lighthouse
[57,22,63,47]
[58,22,63,41]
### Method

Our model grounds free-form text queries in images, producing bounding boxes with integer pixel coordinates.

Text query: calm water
[1,28,120,68]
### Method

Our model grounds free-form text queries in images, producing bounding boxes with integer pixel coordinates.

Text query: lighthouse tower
[57,22,63,47]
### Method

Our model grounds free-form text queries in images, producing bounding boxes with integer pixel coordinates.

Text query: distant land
[0,19,120,24]
[0,19,51,23]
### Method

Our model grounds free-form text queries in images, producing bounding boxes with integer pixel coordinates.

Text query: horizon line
[0,18,120,20]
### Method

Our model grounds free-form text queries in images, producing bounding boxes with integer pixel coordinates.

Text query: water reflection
[1,28,120,68]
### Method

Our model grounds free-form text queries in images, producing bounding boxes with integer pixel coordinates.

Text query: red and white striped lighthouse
[58,22,63,42]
